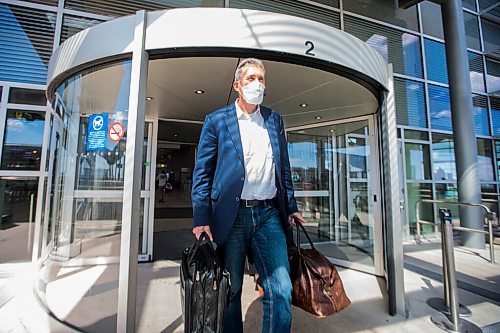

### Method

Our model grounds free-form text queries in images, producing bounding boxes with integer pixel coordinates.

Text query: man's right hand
[192,225,213,241]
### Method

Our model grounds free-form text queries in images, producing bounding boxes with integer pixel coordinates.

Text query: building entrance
[39,8,404,331]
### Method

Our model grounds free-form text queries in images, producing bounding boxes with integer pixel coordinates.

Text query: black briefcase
[180,233,231,333]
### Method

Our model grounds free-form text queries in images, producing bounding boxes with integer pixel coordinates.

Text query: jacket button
[235,197,240,202]
[241,177,245,181]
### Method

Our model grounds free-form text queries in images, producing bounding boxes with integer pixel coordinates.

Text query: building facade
[0,0,499,331]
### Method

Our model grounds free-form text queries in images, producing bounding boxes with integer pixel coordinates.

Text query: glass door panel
[287,118,380,274]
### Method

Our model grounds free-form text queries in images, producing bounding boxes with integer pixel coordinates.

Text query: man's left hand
[289,212,307,226]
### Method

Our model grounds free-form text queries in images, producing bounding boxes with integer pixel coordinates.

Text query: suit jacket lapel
[224,104,244,166]
[261,107,282,179]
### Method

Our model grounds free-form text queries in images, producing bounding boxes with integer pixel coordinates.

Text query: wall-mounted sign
[87,114,108,151]
[108,122,125,142]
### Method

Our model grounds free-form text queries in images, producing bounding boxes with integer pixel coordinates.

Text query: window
[463,0,476,11]
[496,140,500,181]
[0,5,56,84]
[432,133,456,181]
[473,95,489,136]
[406,183,433,235]
[464,12,481,51]
[343,0,419,31]
[230,0,340,29]
[481,18,500,55]
[405,143,431,180]
[395,79,427,127]
[0,177,38,263]
[65,0,224,17]
[429,85,451,131]
[1,110,45,170]
[469,51,485,93]
[425,39,448,84]
[486,58,500,94]
[8,88,46,106]
[61,15,105,44]
[491,97,500,137]
[420,2,443,39]
[344,15,422,78]
[477,139,494,181]
[405,130,429,141]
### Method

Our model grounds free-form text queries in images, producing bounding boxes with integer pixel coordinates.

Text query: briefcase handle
[189,231,222,267]
[294,221,315,252]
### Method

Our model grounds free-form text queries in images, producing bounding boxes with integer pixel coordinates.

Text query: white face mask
[240,80,265,105]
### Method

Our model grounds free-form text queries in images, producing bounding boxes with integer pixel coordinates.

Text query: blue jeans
[220,203,292,333]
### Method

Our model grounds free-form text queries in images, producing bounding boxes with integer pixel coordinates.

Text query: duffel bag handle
[295,221,315,251]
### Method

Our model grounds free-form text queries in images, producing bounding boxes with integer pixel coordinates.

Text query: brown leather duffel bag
[288,222,351,318]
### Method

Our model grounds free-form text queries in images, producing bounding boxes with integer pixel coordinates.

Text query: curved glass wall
[36,60,131,332]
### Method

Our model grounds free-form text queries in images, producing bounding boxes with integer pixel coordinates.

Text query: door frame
[285,114,383,276]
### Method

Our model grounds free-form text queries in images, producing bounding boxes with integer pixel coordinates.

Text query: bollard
[427,209,471,317]
[430,208,482,333]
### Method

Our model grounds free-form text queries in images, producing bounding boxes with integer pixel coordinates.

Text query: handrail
[415,199,497,264]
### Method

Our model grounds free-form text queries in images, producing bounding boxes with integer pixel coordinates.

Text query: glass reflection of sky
[429,85,452,131]
[425,39,448,84]
[4,114,45,146]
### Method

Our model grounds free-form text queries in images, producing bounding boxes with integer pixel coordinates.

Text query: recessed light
[146,96,154,101]
[194,90,205,94]
[174,134,178,137]
[315,116,321,120]
[299,103,308,108]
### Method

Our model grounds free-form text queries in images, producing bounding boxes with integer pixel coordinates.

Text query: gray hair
[234,58,265,81]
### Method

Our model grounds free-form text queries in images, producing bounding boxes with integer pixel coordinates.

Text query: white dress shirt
[236,101,277,200]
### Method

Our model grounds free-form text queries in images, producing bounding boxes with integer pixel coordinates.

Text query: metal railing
[416,199,497,264]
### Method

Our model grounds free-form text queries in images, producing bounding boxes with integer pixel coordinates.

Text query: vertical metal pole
[441,222,450,308]
[441,0,484,248]
[487,217,495,263]
[441,209,459,331]
[117,10,148,333]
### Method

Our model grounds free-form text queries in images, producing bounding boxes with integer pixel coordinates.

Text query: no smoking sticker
[108,122,125,142]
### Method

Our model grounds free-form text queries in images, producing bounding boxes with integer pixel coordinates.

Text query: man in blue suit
[192,58,307,333]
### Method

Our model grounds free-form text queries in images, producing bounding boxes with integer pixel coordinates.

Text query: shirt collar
[235,99,260,119]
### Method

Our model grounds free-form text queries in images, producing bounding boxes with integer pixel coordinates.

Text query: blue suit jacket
[192,103,298,245]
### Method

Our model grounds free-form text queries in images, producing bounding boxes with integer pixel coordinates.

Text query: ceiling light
[174,134,178,137]
[146,96,154,101]
[299,103,308,108]
[194,90,205,95]
[315,116,321,120]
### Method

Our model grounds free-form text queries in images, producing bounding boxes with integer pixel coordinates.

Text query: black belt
[240,198,276,207]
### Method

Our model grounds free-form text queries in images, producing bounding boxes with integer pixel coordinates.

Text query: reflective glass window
[0,177,38,263]
[469,51,485,93]
[61,15,104,44]
[65,0,224,17]
[486,58,500,94]
[343,0,419,31]
[406,183,433,235]
[425,39,448,84]
[8,87,46,105]
[1,110,45,170]
[496,141,500,181]
[473,95,489,136]
[22,0,58,5]
[491,97,500,137]
[429,85,452,131]
[479,0,500,18]
[405,143,431,180]
[405,129,429,141]
[432,133,456,181]
[230,0,340,29]
[344,15,422,78]
[463,0,476,11]
[0,5,56,85]
[477,139,494,181]
[395,79,426,127]
[464,12,481,51]
[481,18,500,55]
[420,2,443,39]
[482,184,499,219]
[311,0,339,7]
